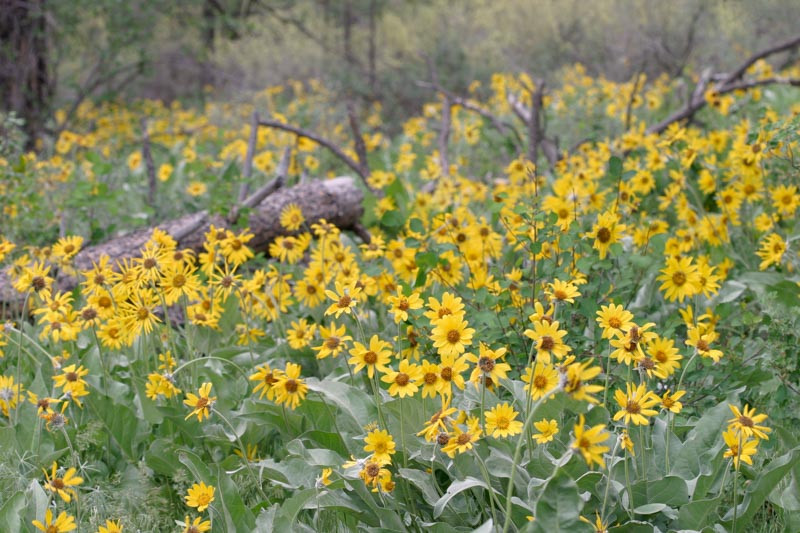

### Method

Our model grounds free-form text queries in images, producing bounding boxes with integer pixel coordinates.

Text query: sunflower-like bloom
[324,281,361,318]
[314,322,353,359]
[387,287,423,323]
[183,382,216,422]
[44,461,83,502]
[562,359,603,404]
[756,232,786,271]
[442,416,482,457]
[533,419,559,444]
[32,509,76,533]
[590,211,626,260]
[572,415,610,468]
[546,278,581,303]
[364,428,396,465]
[381,359,422,398]
[249,364,281,401]
[613,382,660,425]
[522,362,559,400]
[657,255,701,302]
[280,203,305,231]
[723,428,759,469]
[273,362,308,410]
[595,303,634,339]
[524,320,570,364]
[348,335,392,378]
[185,481,215,512]
[431,314,475,357]
[685,326,723,362]
[728,404,770,440]
[484,403,523,438]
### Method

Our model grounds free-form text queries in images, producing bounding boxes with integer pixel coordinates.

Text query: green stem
[639,424,647,481]
[732,434,741,532]
[500,391,552,533]
[172,355,251,385]
[473,448,501,529]
[213,407,268,501]
[600,438,621,524]
[13,293,29,426]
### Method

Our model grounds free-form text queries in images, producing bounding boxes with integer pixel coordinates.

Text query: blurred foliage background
[2,0,800,146]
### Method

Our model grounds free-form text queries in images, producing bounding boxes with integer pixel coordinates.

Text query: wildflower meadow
[2,26,800,533]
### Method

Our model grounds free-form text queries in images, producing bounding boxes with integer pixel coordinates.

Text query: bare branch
[645,35,800,136]
[720,34,800,87]
[257,118,378,196]
[242,147,291,209]
[415,80,524,151]
[346,101,369,174]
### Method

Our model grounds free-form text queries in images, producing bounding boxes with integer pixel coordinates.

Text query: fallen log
[0,176,364,312]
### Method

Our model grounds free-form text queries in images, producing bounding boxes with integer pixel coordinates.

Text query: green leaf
[671,400,730,495]
[608,521,655,532]
[632,503,667,515]
[401,468,442,505]
[86,394,148,461]
[608,156,622,180]
[0,491,24,532]
[433,477,486,518]
[722,447,800,530]
[305,378,377,431]
[676,497,722,530]
[215,464,256,532]
[530,471,593,533]
[628,476,688,508]
[381,210,405,228]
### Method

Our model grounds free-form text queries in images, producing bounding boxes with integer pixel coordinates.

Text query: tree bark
[0,177,364,312]
[0,0,52,149]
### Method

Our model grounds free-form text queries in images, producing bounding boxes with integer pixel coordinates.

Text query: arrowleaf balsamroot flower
[723,428,759,468]
[442,416,482,457]
[572,415,610,468]
[324,281,361,318]
[314,322,352,359]
[590,211,625,259]
[184,382,216,422]
[32,509,76,533]
[657,255,701,302]
[728,404,771,440]
[522,362,559,400]
[431,314,474,357]
[381,359,422,398]
[387,287,423,323]
[686,326,723,362]
[349,335,392,378]
[546,278,581,303]
[524,319,570,364]
[363,428,396,465]
[279,203,305,231]
[44,461,83,502]
[533,419,559,444]
[185,481,215,512]
[273,362,308,409]
[613,382,661,426]
[181,516,211,533]
[484,402,523,438]
[595,303,634,339]
[562,359,603,404]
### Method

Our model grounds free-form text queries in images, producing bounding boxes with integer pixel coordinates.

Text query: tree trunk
[0,0,53,149]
